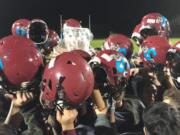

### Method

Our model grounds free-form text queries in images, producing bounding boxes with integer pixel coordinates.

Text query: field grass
[91,38,180,52]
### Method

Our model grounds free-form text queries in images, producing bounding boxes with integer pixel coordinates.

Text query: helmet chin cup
[40,52,94,110]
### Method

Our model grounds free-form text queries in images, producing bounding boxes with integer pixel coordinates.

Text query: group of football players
[0,12,179,135]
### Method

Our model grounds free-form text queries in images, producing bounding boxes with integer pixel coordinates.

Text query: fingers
[16,91,34,104]
[58,108,78,118]
[28,92,34,99]
[23,92,34,102]
[22,92,27,102]
[5,91,35,108]
[24,92,34,100]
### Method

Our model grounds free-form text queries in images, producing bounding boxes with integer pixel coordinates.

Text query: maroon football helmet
[140,12,170,40]
[90,50,130,87]
[27,19,49,45]
[0,35,43,92]
[63,18,81,28]
[131,23,144,46]
[40,52,94,110]
[140,36,170,68]
[102,34,133,59]
[42,29,60,55]
[11,19,30,36]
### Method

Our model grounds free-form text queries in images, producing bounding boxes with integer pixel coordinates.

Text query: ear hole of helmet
[48,80,52,90]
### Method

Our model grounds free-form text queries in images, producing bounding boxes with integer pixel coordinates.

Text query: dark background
[0,0,180,38]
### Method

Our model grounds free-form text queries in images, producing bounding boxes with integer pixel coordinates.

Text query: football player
[102,34,134,60]
[89,50,145,134]
[0,35,44,134]
[40,52,95,135]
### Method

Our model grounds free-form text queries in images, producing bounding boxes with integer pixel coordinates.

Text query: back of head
[143,102,180,135]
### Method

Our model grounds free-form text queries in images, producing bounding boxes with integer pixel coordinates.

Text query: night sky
[0,0,180,38]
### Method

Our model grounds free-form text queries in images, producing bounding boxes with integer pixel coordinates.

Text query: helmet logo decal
[118,48,127,56]
[0,58,3,71]
[115,58,129,73]
[143,47,157,61]
[16,27,26,36]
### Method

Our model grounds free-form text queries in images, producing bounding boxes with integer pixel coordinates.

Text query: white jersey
[62,26,94,52]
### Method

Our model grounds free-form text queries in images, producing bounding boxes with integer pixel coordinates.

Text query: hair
[143,102,180,135]
[163,89,180,109]
[0,124,17,135]
[136,77,156,107]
